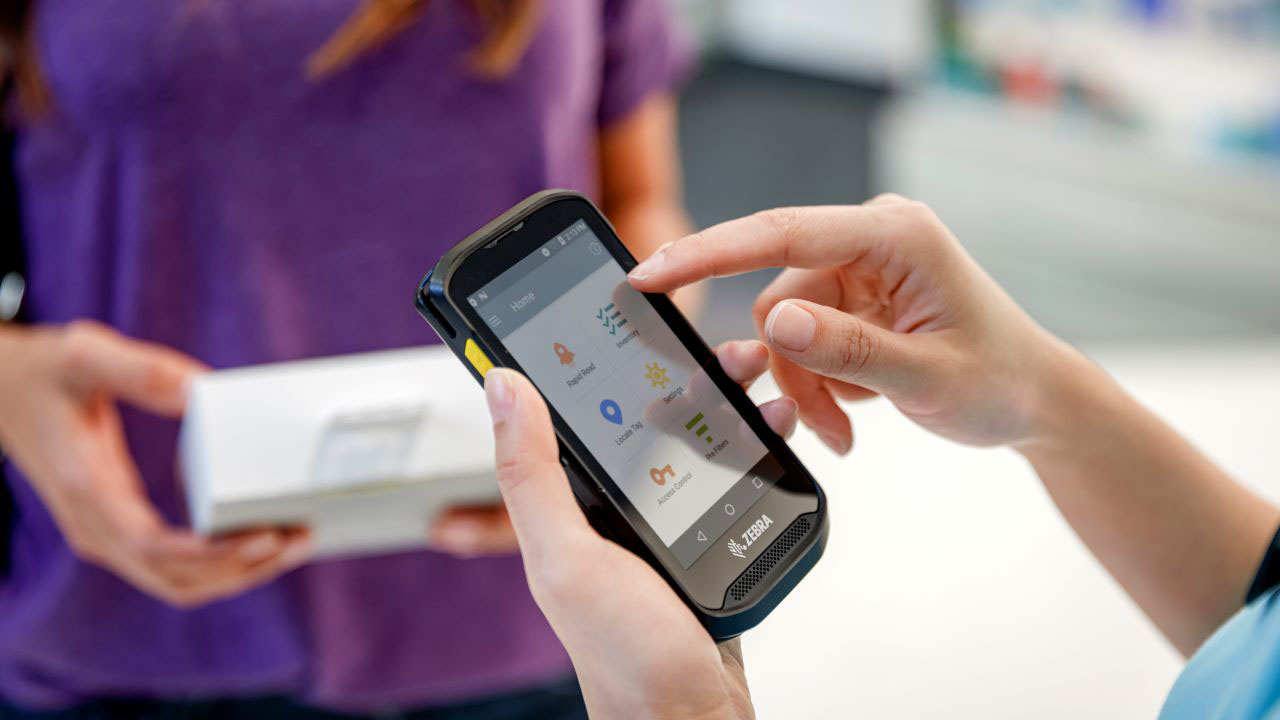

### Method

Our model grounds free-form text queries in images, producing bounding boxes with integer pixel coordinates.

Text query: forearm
[1017,342,1278,655]
[582,694,745,720]
[579,674,750,720]
[605,192,705,317]
[598,93,689,260]
[606,197,690,260]
[0,322,40,409]
[598,93,704,317]
[0,319,30,353]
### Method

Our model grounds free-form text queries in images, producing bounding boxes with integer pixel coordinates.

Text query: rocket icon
[554,342,576,367]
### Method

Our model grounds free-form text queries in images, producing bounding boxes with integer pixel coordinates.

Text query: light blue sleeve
[1160,588,1280,720]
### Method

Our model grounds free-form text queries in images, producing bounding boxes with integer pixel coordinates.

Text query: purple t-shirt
[0,0,687,711]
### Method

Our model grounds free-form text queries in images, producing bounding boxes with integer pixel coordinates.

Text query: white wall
[712,0,933,83]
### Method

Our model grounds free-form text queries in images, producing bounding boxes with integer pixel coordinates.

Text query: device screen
[468,220,784,569]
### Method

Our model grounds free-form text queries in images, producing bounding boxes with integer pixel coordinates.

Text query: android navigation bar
[668,456,783,569]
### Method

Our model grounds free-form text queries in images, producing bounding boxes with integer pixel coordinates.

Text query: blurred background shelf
[877,88,1280,342]
[678,0,1280,345]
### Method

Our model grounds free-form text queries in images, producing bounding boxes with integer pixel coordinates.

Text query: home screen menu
[469,220,783,568]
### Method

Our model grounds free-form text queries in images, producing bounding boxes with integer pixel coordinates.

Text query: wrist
[591,691,744,720]
[0,324,59,416]
[633,704,744,720]
[0,321,49,367]
[583,676,748,720]
[0,324,37,454]
[1012,333,1120,459]
[0,323,34,390]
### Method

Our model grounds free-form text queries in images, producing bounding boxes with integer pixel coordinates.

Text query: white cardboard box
[180,346,498,557]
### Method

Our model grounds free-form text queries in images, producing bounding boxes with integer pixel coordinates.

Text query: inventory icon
[596,303,628,335]
[685,412,713,444]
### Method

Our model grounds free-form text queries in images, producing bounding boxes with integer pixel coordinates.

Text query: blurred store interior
[9,2,1277,717]
[670,2,1280,718]
[674,0,1280,346]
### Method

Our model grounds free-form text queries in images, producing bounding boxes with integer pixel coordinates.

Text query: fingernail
[777,396,799,418]
[765,302,816,352]
[628,243,670,281]
[485,370,515,421]
[762,398,799,437]
[819,431,849,454]
[240,534,283,563]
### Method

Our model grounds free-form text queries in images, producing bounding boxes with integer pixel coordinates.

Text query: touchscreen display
[469,220,783,568]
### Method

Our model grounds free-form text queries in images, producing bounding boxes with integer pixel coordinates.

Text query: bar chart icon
[685,412,714,444]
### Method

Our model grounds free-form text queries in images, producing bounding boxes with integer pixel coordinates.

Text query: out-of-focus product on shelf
[876,89,1280,338]
[938,0,1280,163]
[181,346,498,558]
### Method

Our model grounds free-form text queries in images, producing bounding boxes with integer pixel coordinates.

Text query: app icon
[596,303,629,335]
[600,399,623,425]
[684,412,714,444]
[554,342,576,367]
[650,464,676,486]
[644,362,670,389]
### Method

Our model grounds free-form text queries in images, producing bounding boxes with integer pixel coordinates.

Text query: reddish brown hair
[2,0,541,114]
[0,1,49,112]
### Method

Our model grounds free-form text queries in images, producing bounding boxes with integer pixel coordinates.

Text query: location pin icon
[599,399,623,425]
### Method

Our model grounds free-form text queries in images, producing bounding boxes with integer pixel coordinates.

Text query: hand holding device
[484,360,781,720]
[628,193,1081,453]
[0,320,310,607]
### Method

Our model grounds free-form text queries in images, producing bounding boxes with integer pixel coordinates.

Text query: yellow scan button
[464,338,495,377]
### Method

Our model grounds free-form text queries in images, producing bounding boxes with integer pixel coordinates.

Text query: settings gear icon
[644,362,670,389]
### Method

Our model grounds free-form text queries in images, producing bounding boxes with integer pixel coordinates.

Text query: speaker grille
[727,517,811,603]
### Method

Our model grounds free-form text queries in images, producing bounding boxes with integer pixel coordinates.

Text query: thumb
[762,300,929,399]
[60,321,207,417]
[484,368,591,563]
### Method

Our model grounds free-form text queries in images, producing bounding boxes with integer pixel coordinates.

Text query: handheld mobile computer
[415,190,828,639]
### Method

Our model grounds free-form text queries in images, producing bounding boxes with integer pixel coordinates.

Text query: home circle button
[724,503,736,516]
